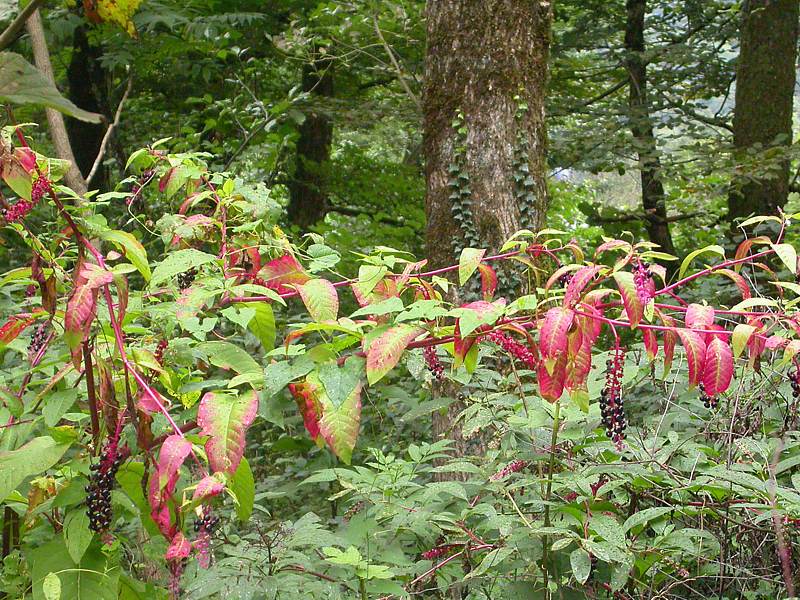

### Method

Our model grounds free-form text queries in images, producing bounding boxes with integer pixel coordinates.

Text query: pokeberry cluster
[789,370,800,399]
[194,509,220,569]
[154,339,168,365]
[489,459,528,481]
[2,176,50,223]
[600,346,627,445]
[633,260,654,305]
[27,322,49,357]
[177,268,197,289]
[193,512,220,534]
[558,272,573,288]
[421,543,460,560]
[698,382,718,409]
[127,169,154,207]
[484,330,537,369]
[86,445,124,532]
[423,346,445,380]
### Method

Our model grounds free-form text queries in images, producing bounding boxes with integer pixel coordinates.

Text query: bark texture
[624,0,676,257]
[728,0,799,221]
[287,57,334,228]
[423,0,552,455]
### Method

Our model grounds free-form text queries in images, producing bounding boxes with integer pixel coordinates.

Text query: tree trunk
[287,56,334,228]
[66,26,108,185]
[728,0,799,222]
[424,0,552,455]
[624,0,676,257]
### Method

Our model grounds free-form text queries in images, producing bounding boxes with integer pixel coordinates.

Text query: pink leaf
[288,380,323,442]
[685,304,715,330]
[643,329,658,360]
[676,329,707,388]
[564,265,602,308]
[137,389,169,415]
[193,475,225,502]
[613,271,643,327]
[703,337,733,396]
[538,353,566,402]
[477,263,498,301]
[157,435,193,491]
[166,533,192,561]
[540,307,575,361]
[594,239,631,257]
[197,390,258,474]
[257,254,311,294]
[366,324,424,384]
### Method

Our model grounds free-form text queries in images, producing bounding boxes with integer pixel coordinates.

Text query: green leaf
[229,457,255,522]
[42,573,61,600]
[31,541,119,600]
[0,53,102,123]
[731,323,756,359]
[99,231,150,281]
[354,264,387,298]
[198,341,261,378]
[772,243,797,273]
[679,245,725,279]
[312,371,362,464]
[63,511,93,564]
[149,249,217,288]
[43,389,78,427]
[237,302,275,351]
[728,298,778,313]
[458,247,486,285]
[317,358,364,408]
[323,546,362,566]
[623,506,673,532]
[0,436,70,502]
[350,296,405,318]
[262,358,315,399]
[466,547,514,579]
[297,278,339,322]
[570,548,592,585]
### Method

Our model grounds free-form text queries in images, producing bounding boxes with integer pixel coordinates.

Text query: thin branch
[372,14,421,111]
[86,77,133,187]
[0,0,46,51]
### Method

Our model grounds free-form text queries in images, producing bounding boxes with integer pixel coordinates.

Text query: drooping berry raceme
[2,175,51,223]
[421,543,461,561]
[154,339,168,366]
[423,345,445,380]
[632,259,654,306]
[483,330,537,370]
[27,322,49,359]
[86,421,128,533]
[698,382,718,409]
[489,459,529,481]
[600,344,627,446]
[177,268,197,289]
[193,508,221,569]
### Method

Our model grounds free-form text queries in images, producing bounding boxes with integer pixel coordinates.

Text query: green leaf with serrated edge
[772,243,797,273]
[198,341,261,377]
[570,548,592,585]
[99,230,150,281]
[0,53,102,122]
[313,371,362,464]
[149,249,217,287]
[679,244,725,279]
[229,457,254,522]
[236,302,275,351]
[63,511,93,563]
[197,390,258,473]
[0,437,70,502]
[732,324,756,359]
[458,247,486,285]
[297,278,339,322]
[366,324,424,385]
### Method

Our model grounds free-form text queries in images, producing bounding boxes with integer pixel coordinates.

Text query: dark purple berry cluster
[127,169,154,207]
[490,459,528,481]
[2,176,50,223]
[27,322,49,357]
[698,382,718,409]
[193,512,220,534]
[558,272,573,288]
[86,432,126,533]
[484,330,537,369]
[194,509,220,569]
[633,260,654,305]
[423,346,445,380]
[600,346,627,445]
[789,370,800,399]
[177,268,197,289]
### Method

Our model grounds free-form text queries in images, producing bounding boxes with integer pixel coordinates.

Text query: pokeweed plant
[1,125,800,599]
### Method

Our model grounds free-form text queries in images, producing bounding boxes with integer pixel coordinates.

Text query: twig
[86,77,133,186]
[372,14,421,111]
[0,0,46,51]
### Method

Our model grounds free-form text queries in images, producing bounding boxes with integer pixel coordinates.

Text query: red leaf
[565,331,592,393]
[716,269,751,300]
[477,263,498,301]
[594,239,632,257]
[703,337,733,396]
[288,380,323,442]
[257,254,311,294]
[643,329,658,360]
[733,236,771,271]
[538,353,566,402]
[0,314,36,344]
[676,329,707,388]
[367,324,424,384]
[540,307,575,361]
[613,271,643,327]
[685,304,715,330]
[564,265,603,308]
[165,533,192,561]
[148,434,192,538]
[192,475,225,502]
[197,390,258,474]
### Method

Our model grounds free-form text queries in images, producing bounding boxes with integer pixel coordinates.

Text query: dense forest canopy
[1,1,800,598]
